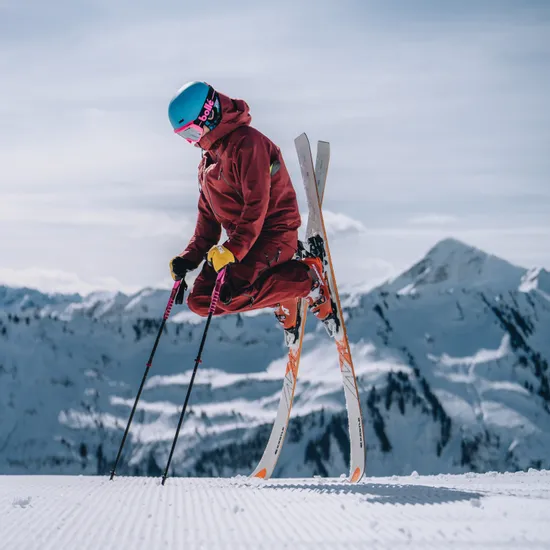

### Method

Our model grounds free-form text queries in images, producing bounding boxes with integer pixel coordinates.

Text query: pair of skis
[251,134,366,483]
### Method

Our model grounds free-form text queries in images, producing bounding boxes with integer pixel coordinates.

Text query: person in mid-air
[167,81,331,341]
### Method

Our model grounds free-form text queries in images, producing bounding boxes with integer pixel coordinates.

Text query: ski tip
[350,467,362,483]
[294,133,310,145]
[253,468,268,479]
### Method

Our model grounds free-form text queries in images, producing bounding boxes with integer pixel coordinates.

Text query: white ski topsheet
[3,471,550,549]
[249,339,303,480]
[295,133,366,483]
[250,142,331,480]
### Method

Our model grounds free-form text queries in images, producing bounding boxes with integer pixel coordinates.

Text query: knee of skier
[186,293,210,317]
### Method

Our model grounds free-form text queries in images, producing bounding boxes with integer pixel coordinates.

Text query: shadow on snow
[263,482,483,506]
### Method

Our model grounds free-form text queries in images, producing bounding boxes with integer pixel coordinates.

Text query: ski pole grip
[164,280,182,320]
[208,268,227,315]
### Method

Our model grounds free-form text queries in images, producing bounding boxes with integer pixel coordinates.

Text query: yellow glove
[207,245,235,272]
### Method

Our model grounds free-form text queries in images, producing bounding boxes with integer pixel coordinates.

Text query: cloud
[323,211,366,235]
[302,210,366,237]
[409,214,459,225]
[0,192,195,238]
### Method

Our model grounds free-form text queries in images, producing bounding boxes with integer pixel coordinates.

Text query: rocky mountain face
[1,238,549,478]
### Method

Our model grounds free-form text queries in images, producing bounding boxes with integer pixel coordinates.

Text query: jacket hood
[198,92,251,151]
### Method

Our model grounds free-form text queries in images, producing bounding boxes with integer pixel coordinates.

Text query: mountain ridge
[2,237,549,318]
[1,237,549,478]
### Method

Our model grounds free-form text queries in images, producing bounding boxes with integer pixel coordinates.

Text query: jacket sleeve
[223,135,271,261]
[180,191,221,269]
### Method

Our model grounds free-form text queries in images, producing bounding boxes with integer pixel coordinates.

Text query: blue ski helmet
[168,81,222,141]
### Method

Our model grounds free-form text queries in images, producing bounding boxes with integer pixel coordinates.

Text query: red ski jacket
[180,92,301,266]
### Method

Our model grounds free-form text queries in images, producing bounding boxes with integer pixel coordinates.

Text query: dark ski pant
[187,230,312,317]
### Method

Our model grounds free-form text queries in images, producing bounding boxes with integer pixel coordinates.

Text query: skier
[167,81,332,340]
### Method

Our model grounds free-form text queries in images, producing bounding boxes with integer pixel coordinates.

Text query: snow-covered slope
[1,238,549,478]
[2,471,549,549]
[520,266,550,298]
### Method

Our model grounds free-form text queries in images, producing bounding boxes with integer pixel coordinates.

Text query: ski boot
[302,256,340,338]
[274,298,302,347]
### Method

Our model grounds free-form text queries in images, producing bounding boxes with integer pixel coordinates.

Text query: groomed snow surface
[2,470,549,549]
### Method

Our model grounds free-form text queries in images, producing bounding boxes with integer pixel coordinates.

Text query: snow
[429,333,511,367]
[1,471,549,549]
[520,267,550,301]
[383,237,527,296]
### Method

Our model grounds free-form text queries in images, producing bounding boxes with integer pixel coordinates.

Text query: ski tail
[250,305,306,480]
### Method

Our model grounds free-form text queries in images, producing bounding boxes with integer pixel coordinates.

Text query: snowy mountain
[1,238,549,478]
[382,237,527,295]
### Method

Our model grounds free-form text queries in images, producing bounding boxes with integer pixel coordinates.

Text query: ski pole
[110,279,184,480]
[161,267,227,485]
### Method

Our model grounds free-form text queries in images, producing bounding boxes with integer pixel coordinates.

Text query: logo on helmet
[198,99,215,123]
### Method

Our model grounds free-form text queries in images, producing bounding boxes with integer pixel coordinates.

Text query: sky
[1,0,549,295]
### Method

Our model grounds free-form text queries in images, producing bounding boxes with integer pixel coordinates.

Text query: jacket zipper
[198,148,225,222]
[219,168,242,200]
[201,167,222,223]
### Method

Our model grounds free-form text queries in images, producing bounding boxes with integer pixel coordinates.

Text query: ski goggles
[173,86,218,144]
[173,121,205,144]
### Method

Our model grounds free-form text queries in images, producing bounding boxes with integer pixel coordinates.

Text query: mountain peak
[426,237,479,256]
[381,238,526,295]
[519,267,550,298]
